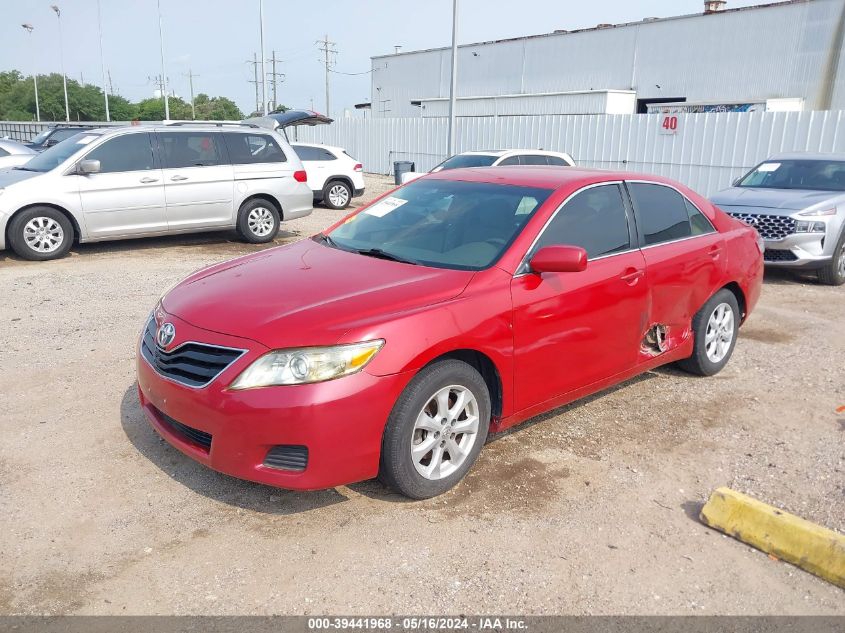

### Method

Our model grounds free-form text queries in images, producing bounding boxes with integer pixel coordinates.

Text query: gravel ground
[0,173,842,615]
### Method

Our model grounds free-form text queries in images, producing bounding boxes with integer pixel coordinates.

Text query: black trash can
[393,160,415,185]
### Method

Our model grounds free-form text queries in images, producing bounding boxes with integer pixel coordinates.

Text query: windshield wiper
[12,166,38,171]
[353,248,418,265]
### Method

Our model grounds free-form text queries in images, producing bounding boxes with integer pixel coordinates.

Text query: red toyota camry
[137,167,763,499]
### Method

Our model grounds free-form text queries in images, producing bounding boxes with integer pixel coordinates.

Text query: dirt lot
[0,173,843,615]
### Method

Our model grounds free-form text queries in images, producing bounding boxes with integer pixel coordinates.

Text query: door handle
[170,175,188,181]
[708,245,723,260]
[620,268,644,285]
[139,176,159,184]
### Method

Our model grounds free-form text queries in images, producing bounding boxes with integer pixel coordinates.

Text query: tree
[193,94,243,121]
[137,96,193,121]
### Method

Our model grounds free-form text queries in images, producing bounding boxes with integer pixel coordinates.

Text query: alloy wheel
[23,217,64,254]
[328,184,350,208]
[704,302,735,363]
[247,207,275,237]
[411,385,480,480]
[837,243,845,278]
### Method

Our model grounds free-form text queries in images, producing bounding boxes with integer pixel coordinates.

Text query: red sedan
[137,167,763,499]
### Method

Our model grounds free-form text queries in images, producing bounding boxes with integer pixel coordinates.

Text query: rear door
[76,131,167,238]
[626,181,726,346]
[292,145,337,192]
[157,131,234,230]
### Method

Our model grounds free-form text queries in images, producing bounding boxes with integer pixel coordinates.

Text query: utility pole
[96,0,110,121]
[316,34,337,116]
[184,69,198,119]
[266,50,285,112]
[156,0,170,120]
[51,5,70,121]
[107,69,114,95]
[259,0,268,115]
[447,0,460,156]
[247,54,260,115]
[21,24,40,122]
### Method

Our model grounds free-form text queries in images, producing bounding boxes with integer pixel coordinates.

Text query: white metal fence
[4,111,844,195]
[296,110,845,195]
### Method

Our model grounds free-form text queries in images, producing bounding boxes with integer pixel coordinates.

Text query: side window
[51,128,82,143]
[546,155,569,166]
[532,184,631,259]
[293,145,320,161]
[158,132,225,168]
[628,183,692,246]
[84,133,155,173]
[685,198,716,235]
[519,154,549,166]
[224,133,286,164]
[0,147,8,157]
[315,148,337,161]
[498,155,521,166]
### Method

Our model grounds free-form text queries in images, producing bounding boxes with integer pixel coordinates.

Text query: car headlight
[794,220,826,233]
[229,340,385,389]
[799,207,837,217]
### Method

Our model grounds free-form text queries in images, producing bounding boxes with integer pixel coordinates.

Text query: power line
[328,68,373,76]
[246,53,260,115]
[316,34,337,116]
[184,68,199,119]
[266,50,285,111]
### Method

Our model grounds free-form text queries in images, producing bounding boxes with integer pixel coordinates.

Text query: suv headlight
[229,340,385,389]
[799,207,837,217]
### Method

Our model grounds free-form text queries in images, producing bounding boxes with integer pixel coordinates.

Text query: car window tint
[546,155,569,166]
[497,156,521,166]
[84,133,155,173]
[52,128,83,143]
[685,198,715,235]
[628,183,692,246]
[519,155,549,166]
[224,133,286,164]
[159,132,225,168]
[0,147,8,157]
[293,145,320,161]
[314,148,336,161]
[533,184,630,258]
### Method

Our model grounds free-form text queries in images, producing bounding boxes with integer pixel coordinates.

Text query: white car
[0,123,313,261]
[400,149,576,184]
[291,143,365,210]
[0,139,37,169]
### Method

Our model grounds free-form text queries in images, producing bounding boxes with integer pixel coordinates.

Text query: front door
[157,131,234,231]
[77,132,167,238]
[511,183,648,411]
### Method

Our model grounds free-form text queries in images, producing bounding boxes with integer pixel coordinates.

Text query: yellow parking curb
[700,487,845,588]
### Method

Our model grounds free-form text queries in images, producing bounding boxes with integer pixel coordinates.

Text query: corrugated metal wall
[297,110,845,195]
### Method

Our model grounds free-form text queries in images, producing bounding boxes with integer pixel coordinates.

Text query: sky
[1,0,768,117]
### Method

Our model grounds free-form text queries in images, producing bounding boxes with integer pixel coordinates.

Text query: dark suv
[26,126,100,152]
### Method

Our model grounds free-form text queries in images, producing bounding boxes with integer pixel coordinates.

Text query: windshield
[738,160,845,192]
[18,132,103,173]
[325,179,552,271]
[432,154,498,172]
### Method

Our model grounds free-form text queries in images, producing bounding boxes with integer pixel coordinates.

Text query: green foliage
[0,69,243,122]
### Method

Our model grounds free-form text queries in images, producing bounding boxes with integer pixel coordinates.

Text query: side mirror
[77,159,101,175]
[530,245,588,274]
[45,138,59,147]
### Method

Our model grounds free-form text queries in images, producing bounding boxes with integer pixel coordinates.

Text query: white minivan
[0,122,313,261]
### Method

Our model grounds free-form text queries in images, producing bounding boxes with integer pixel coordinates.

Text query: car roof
[767,152,845,162]
[0,139,36,154]
[291,141,347,153]
[459,149,572,158]
[425,166,677,190]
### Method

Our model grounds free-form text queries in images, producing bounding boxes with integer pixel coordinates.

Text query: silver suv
[0,123,313,261]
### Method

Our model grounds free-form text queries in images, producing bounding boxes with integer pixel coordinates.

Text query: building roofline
[370,0,810,60]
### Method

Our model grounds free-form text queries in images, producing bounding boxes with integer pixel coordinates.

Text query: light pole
[259,0,268,115]
[21,24,41,122]
[50,5,70,122]
[447,0,459,157]
[156,0,170,120]
[96,0,110,121]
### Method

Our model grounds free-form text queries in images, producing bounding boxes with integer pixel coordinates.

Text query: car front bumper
[762,232,833,269]
[136,314,411,490]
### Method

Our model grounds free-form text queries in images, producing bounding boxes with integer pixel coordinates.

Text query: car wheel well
[240,194,283,220]
[324,176,354,192]
[7,203,80,245]
[425,349,503,418]
[721,282,747,321]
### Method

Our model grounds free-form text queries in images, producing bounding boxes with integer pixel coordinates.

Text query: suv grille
[764,249,799,262]
[140,318,245,388]
[156,407,212,451]
[728,212,796,240]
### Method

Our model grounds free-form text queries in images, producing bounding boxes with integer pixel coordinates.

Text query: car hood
[0,168,40,187]
[162,239,474,349]
[710,187,839,212]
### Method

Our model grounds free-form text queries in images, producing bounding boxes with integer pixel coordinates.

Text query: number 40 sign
[659,114,680,135]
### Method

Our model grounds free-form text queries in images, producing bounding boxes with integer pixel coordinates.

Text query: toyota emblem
[156,322,176,348]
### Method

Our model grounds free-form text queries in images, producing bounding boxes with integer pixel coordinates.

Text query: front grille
[264,445,308,471]
[728,212,796,240]
[156,408,212,451]
[764,249,799,262]
[140,318,244,388]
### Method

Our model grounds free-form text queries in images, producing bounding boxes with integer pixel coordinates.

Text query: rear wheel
[8,207,74,261]
[379,359,490,499]
[236,198,280,244]
[677,289,740,376]
[817,232,845,286]
[323,180,352,210]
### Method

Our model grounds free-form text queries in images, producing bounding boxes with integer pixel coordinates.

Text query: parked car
[400,149,576,184]
[0,139,36,169]
[26,125,100,152]
[0,123,312,261]
[291,143,365,209]
[137,167,763,499]
[711,153,845,285]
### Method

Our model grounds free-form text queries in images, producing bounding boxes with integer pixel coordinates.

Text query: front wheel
[8,207,74,261]
[677,289,740,377]
[323,180,352,210]
[817,232,845,286]
[379,359,491,499]
[236,198,280,244]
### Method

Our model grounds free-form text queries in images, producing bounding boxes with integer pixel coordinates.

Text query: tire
[8,206,74,261]
[379,359,491,499]
[322,180,352,210]
[236,198,280,244]
[817,231,845,286]
[677,289,740,377]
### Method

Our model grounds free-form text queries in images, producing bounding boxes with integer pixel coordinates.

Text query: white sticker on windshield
[76,135,98,145]
[758,162,781,172]
[364,196,408,218]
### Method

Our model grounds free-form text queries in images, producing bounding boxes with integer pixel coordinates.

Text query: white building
[367,0,845,117]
